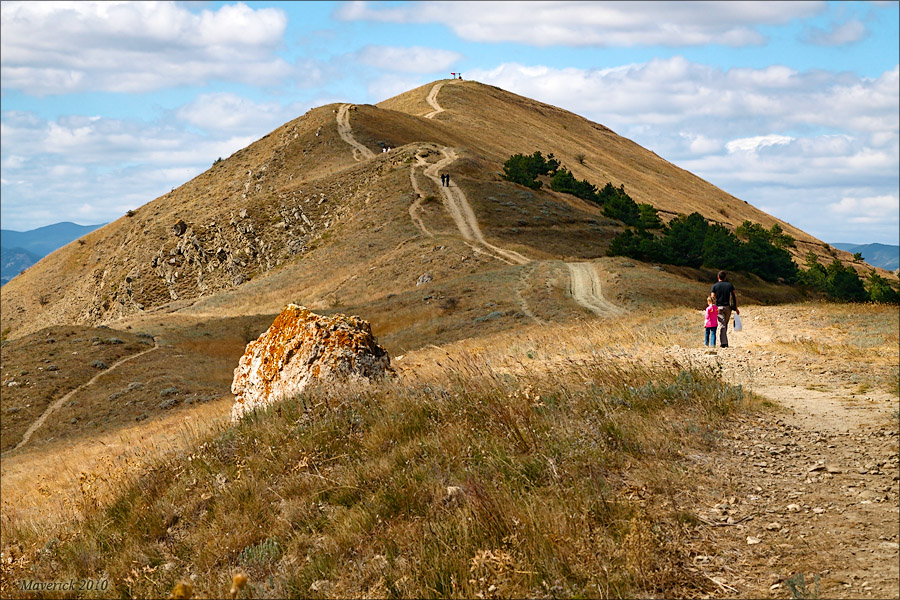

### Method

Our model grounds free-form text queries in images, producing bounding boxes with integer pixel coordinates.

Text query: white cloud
[0,1,293,95]
[468,59,899,147]
[0,105,280,230]
[176,93,309,135]
[356,45,463,74]
[803,18,868,46]
[829,195,899,220]
[336,1,825,47]
[726,135,794,153]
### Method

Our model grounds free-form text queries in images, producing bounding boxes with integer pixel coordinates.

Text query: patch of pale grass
[0,398,231,549]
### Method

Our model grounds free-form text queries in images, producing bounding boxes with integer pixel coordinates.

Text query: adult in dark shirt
[711,271,739,347]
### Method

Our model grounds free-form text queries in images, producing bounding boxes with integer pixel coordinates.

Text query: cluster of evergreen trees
[501,152,661,226]
[799,253,899,303]
[501,151,899,303]
[607,214,799,282]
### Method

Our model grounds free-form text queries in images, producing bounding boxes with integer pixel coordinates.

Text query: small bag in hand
[733,313,743,332]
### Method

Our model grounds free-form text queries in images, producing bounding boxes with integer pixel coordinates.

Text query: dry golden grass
[0,398,231,537]
[1,308,763,599]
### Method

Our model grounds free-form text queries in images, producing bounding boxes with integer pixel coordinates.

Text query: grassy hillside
[3,80,889,342]
[0,314,760,599]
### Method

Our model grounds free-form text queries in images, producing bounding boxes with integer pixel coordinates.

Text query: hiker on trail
[704,293,718,347]
[445,173,451,186]
[711,271,739,348]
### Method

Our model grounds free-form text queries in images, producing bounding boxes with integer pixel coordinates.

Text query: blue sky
[2,1,898,245]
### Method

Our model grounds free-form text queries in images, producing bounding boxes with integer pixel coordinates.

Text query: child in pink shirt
[704,294,718,347]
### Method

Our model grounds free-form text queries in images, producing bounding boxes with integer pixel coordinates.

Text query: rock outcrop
[231,304,391,421]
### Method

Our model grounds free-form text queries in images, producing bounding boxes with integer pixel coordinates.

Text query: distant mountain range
[831,243,899,272]
[1,246,42,286]
[0,222,104,286]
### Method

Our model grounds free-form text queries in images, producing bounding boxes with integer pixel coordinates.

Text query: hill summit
[0,79,884,342]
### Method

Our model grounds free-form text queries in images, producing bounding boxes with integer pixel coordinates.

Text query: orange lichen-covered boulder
[231,304,391,421]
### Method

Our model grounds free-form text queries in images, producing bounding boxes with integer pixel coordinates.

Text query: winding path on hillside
[339,81,624,319]
[422,81,625,319]
[420,82,529,265]
[422,147,530,266]
[4,338,160,455]
[566,262,624,317]
[423,80,458,118]
[336,104,375,161]
[407,158,434,238]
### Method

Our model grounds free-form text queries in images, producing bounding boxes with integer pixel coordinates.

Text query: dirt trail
[4,338,160,455]
[407,157,434,238]
[662,308,899,599]
[336,104,374,161]
[422,82,624,319]
[424,80,458,118]
[566,262,624,317]
[424,147,530,265]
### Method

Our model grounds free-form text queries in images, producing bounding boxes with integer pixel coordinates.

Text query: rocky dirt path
[4,338,160,455]
[661,307,899,599]
[566,262,625,317]
[423,79,458,118]
[407,155,434,238]
[422,147,530,266]
[421,82,626,320]
[336,104,375,161]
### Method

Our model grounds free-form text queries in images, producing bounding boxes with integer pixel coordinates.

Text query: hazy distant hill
[832,243,899,271]
[0,221,105,258]
[0,246,41,286]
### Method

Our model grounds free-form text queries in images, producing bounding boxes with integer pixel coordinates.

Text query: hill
[0,221,105,258]
[832,242,899,271]
[1,80,891,342]
[0,247,41,286]
[0,80,897,600]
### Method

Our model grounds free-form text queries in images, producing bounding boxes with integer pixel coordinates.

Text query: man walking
[711,271,739,347]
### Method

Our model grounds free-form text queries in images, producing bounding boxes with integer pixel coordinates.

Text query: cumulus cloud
[803,18,868,46]
[0,1,293,95]
[336,1,824,47]
[356,45,463,73]
[0,105,277,230]
[829,195,899,221]
[469,60,899,149]
[175,93,310,135]
[725,135,794,153]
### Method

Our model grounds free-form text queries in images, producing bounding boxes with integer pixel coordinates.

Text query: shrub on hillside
[549,168,598,203]
[608,213,799,282]
[502,151,560,189]
[798,254,897,303]
[866,271,900,303]
[602,185,641,226]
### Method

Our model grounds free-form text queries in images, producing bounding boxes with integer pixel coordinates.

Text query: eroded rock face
[231,304,391,421]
